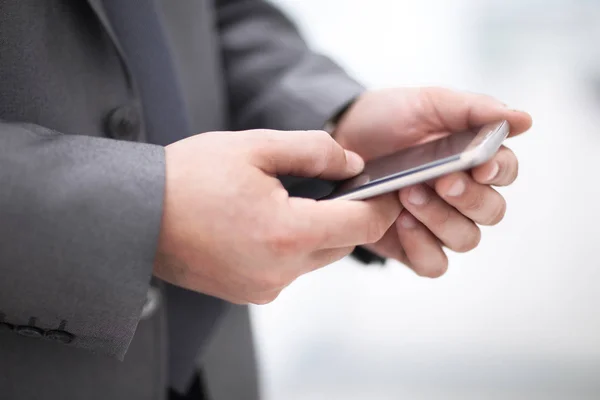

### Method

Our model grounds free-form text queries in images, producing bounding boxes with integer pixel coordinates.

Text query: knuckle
[250,291,280,305]
[503,146,517,161]
[365,218,389,243]
[314,248,353,269]
[498,148,519,185]
[264,226,304,256]
[254,270,287,293]
[421,86,447,103]
[228,298,248,306]
[428,205,452,230]
[484,199,507,226]
[323,136,342,162]
[414,257,449,279]
[309,130,336,150]
[308,129,333,142]
[453,226,482,253]
[318,129,335,144]
[429,264,449,278]
[495,161,510,184]
[464,191,485,212]
[404,185,431,207]
[494,160,507,181]
[506,160,519,184]
[310,141,335,175]
[323,139,338,163]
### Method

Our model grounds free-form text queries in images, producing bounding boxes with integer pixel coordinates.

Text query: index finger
[289,193,402,250]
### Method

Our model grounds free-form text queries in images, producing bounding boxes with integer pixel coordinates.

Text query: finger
[252,129,364,180]
[471,146,518,187]
[420,87,532,137]
[435,172,507,226]
[396,210,448,278]
[248,288,284,306]
[363,226,410,264]
[289,193,402,250]
[400,184,481,252]
[308,246,356,272]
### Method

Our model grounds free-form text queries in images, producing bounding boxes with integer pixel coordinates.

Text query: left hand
[333,87,533,278]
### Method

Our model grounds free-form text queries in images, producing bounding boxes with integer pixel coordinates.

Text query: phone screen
[329,130,477,196]
[284,130,478,200]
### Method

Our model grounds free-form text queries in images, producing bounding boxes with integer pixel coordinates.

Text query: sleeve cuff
[350,246,386,265]
[0,122,166,359]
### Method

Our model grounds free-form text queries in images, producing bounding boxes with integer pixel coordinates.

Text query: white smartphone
[285,120,509,201]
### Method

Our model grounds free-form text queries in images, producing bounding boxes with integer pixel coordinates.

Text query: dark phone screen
[330,130,477,196]
[284,130,477,200]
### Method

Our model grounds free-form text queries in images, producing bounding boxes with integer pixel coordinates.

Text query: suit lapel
[85,0,134,87]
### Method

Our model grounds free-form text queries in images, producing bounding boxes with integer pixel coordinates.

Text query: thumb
[423,88,532,137]
[252,130,365,180]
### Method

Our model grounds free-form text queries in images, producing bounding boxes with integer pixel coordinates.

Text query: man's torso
[0,1,239,399]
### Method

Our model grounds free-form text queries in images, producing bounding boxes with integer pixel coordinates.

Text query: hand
[153,130,401,304]
[333,87,533,277]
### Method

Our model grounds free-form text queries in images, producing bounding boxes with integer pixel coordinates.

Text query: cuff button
[16,326,44,338]
[45,330,75,344]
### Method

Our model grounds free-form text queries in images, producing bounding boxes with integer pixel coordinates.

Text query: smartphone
[285,120,509,201]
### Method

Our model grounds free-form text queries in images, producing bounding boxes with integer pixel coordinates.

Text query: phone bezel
[325,120,510,201]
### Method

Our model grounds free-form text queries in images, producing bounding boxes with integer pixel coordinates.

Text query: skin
[333,87,533,278]
[154,130,401,304]
[154,87,533,304]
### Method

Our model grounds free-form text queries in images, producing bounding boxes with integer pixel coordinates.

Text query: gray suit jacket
[0,0,364,399]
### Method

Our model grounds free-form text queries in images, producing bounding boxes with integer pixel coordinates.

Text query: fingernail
[345,150,364,174]
[408,185,429,205]
[509,108,524,112]
[487,162,500,182]
[446,179,466,197]
[399,213,417,229]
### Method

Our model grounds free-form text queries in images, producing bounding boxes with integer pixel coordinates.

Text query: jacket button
[45,330,75,344]
[16,326,44,338]
[0,322,14,332]
[105,105,141,140]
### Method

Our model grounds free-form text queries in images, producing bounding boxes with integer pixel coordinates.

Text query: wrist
[323,96,359,139]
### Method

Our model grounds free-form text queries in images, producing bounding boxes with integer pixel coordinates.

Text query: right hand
[153,130,401,304]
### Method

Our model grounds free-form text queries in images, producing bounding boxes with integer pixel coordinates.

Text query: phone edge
[327,121,510,201]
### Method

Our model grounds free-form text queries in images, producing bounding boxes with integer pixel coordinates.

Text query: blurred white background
[252,1,600,399]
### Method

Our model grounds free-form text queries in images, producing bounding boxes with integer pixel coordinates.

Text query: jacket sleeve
[0,121,165,359]
[216,0,365,131]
